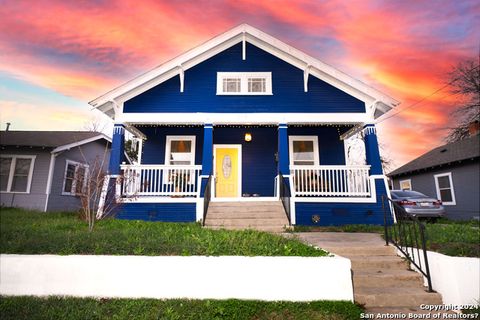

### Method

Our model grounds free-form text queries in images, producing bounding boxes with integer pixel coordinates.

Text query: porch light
[244,133,252,142]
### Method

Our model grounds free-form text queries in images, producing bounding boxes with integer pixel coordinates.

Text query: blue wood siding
[295,179,389,225]
[288,126,346,165]
[214,127,277,196]
[124,43,365,113]
[139,126,204,164]
[117,203,196,222]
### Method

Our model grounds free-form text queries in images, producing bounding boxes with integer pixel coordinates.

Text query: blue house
[90,24,399,227]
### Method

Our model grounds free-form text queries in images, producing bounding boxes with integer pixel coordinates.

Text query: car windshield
[391,190,427,198]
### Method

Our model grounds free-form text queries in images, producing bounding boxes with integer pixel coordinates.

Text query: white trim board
[119,112,370,125]
[52,134,111,153]
[90,24,399,119]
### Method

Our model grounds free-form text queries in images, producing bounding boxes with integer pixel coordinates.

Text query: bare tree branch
[446,59,480,142]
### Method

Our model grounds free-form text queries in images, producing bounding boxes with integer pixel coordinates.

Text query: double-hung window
[434,172,456,205]
[165,136,196,165]
[63,160,88,196]
[0,155,35,193]
[217,72,272,95]
[164,136,196,185]
[288,136,319,166]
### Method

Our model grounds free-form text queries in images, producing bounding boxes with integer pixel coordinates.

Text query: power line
[377,65,479,124]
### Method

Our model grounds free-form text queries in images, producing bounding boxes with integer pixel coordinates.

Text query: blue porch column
[108,124,125,175]
[363,124,383,175]
[277,124,289,175]
[201,124,213,176]
[199,124,213,200]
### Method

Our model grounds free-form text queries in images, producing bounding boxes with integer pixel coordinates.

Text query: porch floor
[204,201,289,233]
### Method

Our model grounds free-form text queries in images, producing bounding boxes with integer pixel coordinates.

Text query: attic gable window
[217,72,272,95]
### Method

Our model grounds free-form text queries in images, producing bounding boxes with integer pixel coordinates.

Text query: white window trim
[216,72,272,95]
[434,172,456,205]
[164,135,196,184]
[288,136,320,166]
[0,154,36,194]
[399,179,412,191]
[62,159,89,196]
[164,136,196,165]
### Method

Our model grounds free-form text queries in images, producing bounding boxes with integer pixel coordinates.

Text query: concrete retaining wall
[398,249,480,306]
[0,254,354,301]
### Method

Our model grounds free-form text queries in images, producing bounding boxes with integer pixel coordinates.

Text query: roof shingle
[388,135,480,177]
[0,131,107,148]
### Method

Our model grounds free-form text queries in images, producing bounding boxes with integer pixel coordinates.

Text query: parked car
[390,190,445,219]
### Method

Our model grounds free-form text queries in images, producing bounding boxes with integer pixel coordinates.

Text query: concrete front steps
[294,233,443,313]
[204,201,289,233]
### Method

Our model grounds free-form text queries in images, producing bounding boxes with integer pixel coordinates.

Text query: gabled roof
[388,135,480,177]
[90,23,399,119]
[0,131,111,153]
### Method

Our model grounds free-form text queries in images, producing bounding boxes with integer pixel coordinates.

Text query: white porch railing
[290,165,371,197]
[120,164,202,197]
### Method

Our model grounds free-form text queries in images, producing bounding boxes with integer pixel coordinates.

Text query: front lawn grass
[424,222,479,257]
[0,296,363,320]
[0,207,326,257]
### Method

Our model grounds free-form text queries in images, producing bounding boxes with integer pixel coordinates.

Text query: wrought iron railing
[290,165,371,197]
[120,164,202,197]
[279,173,291,225]
[202,175,212,226]
[382,196,433,292]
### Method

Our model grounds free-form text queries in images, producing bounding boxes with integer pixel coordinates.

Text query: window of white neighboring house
[0,155,35,193]
[62,160,89,196]
[217,72,272,95]
[288,136,319,166]
[434,172,456,205]
[399,179,412,191]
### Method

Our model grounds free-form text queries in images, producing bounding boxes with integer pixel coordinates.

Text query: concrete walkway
[294,232,445,314]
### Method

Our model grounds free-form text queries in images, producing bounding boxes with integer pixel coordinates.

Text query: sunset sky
[0,0,478,169]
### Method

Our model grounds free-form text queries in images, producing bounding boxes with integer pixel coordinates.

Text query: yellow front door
[215,146,240,197]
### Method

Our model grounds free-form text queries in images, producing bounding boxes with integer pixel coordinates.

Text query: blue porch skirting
[116,203,196,222]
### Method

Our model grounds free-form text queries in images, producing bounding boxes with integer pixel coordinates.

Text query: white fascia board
[120,113,369,125]
[52,135,112,153]
[114,36,243,106]
[90,23,399,118]
[89,26,246,108]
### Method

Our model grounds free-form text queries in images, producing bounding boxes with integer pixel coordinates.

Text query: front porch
[107,123,388,225]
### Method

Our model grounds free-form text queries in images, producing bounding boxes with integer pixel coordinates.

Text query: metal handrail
[382,195,433,292]
[202,175,212,226]
[279,173,291,225]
